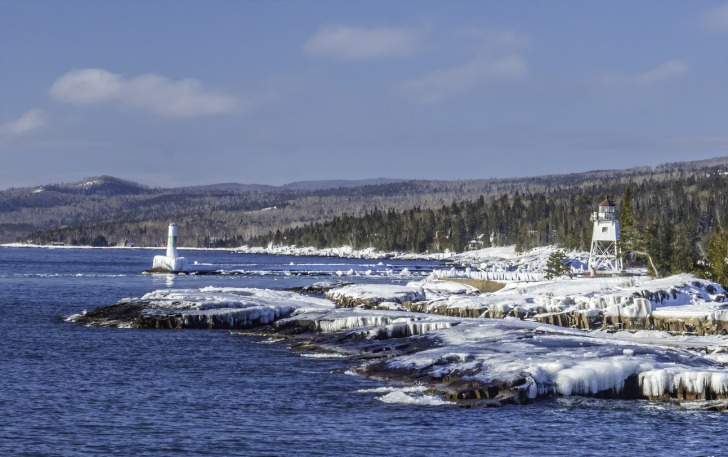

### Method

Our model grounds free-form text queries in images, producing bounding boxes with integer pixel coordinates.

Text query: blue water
[0,247,724,456]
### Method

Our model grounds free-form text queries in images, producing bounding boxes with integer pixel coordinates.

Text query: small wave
[254,337,285,344]
[299,352,349,359]
[375,390,450,406]
[1,273,129,279]
[64,312,86,322]
[356,385,428,394]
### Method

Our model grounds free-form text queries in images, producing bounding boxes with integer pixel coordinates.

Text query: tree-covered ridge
[11,158,728,266]
[255,168,728,278]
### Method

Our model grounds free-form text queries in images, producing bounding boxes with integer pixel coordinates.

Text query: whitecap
[375,389,450,406]
[356,385,428,394]
[299,352,349,359]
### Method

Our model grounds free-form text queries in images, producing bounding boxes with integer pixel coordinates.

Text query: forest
[7,157,728,281]
[255,168,728,278]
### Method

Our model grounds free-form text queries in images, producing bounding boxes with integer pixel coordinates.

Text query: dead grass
[438,278,506,293]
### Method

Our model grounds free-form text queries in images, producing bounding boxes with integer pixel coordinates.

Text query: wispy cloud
[636,60,688,84]
[701,2,728,32]
[0,109,47,135]
[304,25,421,59]
[400,29,528,103]
[603,59,688,86]
[50,68,240,118]
[401,54,527,103]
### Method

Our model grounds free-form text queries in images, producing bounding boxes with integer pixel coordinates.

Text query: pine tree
[619,185,639,260]
[545,250,572,279]
[706,227,728,287]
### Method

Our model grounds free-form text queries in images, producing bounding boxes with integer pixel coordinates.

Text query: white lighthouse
[152,223,190,273]
[588,196,623,273]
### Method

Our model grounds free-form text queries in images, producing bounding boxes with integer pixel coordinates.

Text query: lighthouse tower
[152,223,190,273]
[588,196,623,273]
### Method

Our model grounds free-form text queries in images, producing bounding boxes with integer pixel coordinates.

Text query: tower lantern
[588,196,623,273]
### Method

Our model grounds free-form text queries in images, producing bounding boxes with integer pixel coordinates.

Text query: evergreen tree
[544,250,572,279]
[706,227,728,287]
[670,226,694,274]
[619,184,639,261]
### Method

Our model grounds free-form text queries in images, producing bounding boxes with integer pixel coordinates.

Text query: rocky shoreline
[68,278,728,410]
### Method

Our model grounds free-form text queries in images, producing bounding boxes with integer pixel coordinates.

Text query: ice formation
[74,273,728,404]
[74,287,334,329]
[291,308,728,402]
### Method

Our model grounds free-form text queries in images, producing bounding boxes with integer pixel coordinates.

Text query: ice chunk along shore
[69,287,333,329]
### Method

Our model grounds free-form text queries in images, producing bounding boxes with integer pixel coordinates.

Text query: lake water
[0,247,724,456]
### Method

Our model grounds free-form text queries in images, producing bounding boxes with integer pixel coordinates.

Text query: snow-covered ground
[233,244,450,260]
[325,273,727,334]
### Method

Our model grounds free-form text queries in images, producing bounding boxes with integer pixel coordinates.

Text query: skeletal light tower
[588,196,623,273]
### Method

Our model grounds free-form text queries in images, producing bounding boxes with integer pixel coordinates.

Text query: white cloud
[0,109,47,135]
[304,25,420,59]
[401,54,527,103]
[122,74,238,117]
[702,2,728,32]
[603,60,688,86]
[398,28,529,103]
[636,60,688,84]
[50,68,239,117]
[50,68,123,104]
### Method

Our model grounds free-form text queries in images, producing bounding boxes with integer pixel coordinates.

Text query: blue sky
[1,1,727,189]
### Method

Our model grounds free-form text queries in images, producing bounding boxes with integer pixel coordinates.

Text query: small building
[588,196,623,273]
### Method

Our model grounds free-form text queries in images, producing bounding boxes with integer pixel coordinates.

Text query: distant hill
[282,178,408,191]
[4,156,728,250]
[44,175,152,196]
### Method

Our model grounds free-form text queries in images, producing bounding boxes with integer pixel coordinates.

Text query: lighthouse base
[152,255,190,273]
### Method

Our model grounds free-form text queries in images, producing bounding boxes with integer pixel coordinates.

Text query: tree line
[254,168,728,281]
[13,159,728,286]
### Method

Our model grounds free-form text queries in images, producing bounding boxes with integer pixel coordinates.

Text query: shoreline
[68,276,728,410]
[0,242,455,260]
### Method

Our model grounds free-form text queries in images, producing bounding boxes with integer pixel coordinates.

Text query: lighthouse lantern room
[588,196,623,273]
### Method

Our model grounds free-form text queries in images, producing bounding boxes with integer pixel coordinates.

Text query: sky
[1,1,727,189]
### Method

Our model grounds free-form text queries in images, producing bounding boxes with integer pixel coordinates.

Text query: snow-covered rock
[233,244,449,260]
[73,279,728,405]
[325,284,426,309]
[281,306,728,404]
[321,273,727,334]
[70,287,333,329]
